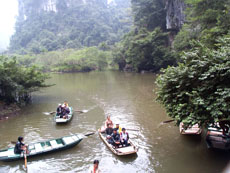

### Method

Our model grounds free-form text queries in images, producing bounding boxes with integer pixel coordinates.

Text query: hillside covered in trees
[9,0,132,54]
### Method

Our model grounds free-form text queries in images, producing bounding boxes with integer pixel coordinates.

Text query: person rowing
[99,115,113,133]
[105,115,113,127]
[14,136,29,155]
[56,104,62,116]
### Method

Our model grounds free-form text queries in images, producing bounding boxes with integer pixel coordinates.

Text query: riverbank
[0,101,21,122]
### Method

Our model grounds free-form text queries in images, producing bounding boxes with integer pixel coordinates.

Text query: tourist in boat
[14,136,29,154]
[89,159,101,173]
[105,115,113,127]
[56,104,63,116]
[62,106,70,119]
[120,128,129,146]
[62,100,69,108]
[114,123,122,134]
[110,128,121,148]
[105,124,113,136]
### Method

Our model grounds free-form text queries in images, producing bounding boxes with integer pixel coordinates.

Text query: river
[0,71,229,173]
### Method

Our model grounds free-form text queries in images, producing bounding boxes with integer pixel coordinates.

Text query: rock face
[18,0,58,19]
[165,0,185,31]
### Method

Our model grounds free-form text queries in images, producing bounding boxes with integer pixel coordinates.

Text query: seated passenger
[105,124,113,136]
[105,124,113,142]
[62,100,69,108]
[14,136,29,154]
[62,106,70,119]
[56,104,62,116]
[109,128,121,148]
[114,123,122,134]
[105,115,113,127]
[120,128,129,146]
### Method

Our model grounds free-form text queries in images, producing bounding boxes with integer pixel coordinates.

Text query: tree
[156,36,230,128]
[0,56,51,104]
[174,0,230,51]
[113,27,175,72]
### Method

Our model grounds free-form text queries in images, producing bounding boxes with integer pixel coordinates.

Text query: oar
[43,109,88,115]
[84,132,95,136]
[125,128,140,132]
[162,119,174,123]
[43,111,56,115]
[74,110,88,113]
[24,151,27,169]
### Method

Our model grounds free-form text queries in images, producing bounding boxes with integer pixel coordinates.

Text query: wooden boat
[179,122,202,135]
[0,134,83,162]
[55,107,73,123]
[206,126,230,150]
[99,128,138,156]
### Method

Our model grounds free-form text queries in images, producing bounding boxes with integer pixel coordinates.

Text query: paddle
[84,132,95,136]
[43,109,88,115]
[74,109,88,113]
[125,128,140,132]
[162,119,174,123]
[24,151,27,169]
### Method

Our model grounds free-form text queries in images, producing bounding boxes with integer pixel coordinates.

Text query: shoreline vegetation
[0,102,21,122]
[13,47,113,73]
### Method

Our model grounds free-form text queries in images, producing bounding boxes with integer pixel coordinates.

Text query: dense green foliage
[157,0,230,127]
[112,0,175,72]
[0,56,50,104]
[157,37,230,127]
[113,28,175,72]
[9,0,132,54]
[174,0,230,51]
[131,0,166,31]
[16,47,112,72]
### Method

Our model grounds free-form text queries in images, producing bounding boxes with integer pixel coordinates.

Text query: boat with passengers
[0,134,83,161]
[99,126,138,156]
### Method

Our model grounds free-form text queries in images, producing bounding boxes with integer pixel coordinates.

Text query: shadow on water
[180,135,202,146]
[115,153,138,163]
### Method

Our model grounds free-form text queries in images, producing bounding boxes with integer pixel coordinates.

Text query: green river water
[0,71,229,173]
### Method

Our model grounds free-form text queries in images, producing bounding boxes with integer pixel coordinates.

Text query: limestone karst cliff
[165,0,185,31]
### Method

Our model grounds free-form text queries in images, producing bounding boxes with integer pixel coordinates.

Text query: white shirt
[89,166,101,173]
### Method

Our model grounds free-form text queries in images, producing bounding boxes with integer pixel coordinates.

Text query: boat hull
[99,130,138,156]
[55,107,73,123]
[0,134,83,162]
[179,123,202,135]
[206,127,230,150]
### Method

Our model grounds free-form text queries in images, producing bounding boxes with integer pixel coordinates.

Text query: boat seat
[7,148,19,157]
[43,146,52,151]
[72,135,78,141]
[63,137,74,145]
[28,145,35,150]
[0,150,9,157]
[50,140,63,148]
[35,143,43,153]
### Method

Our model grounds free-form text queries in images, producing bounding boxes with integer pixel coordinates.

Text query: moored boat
[179,122,202,135]
[0,134,83,162]
[55,107,73,123]
[206,126,230,150]
[99,128,138,156]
